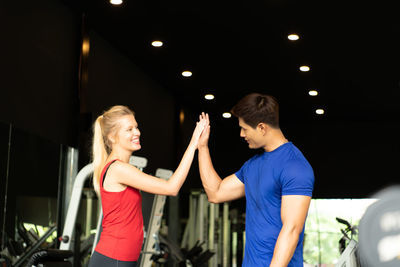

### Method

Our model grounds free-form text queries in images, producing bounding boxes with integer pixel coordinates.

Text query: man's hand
[198,112,210,149]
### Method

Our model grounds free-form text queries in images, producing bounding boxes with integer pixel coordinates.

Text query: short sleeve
[281,159,314,196]
[235,158,252,184]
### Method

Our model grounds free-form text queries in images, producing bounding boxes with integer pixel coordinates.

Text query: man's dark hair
[231,93,280,129]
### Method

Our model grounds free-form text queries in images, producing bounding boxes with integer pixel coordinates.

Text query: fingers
[199,112,209,124]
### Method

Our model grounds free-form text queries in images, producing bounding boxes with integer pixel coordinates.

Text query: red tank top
[95,160,144,261]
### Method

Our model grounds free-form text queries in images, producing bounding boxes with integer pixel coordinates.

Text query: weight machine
[181,190,244,267]
[59,155,172,266]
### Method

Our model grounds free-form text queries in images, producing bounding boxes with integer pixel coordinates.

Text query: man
[197,93,314,266]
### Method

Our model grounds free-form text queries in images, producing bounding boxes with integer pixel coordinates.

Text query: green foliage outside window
[303,199,376,266]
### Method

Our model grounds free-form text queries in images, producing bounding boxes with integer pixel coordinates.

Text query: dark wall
[0,0,180,246]
[203,116,400,199]
[79,30,177,174]
[285,121,400,198]
[0,0,80,147]
[0,123,10,248]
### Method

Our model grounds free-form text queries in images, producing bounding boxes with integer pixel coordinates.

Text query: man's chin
[248,143,262,150]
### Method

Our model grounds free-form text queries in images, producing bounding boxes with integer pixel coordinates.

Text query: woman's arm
[111,118,207,196]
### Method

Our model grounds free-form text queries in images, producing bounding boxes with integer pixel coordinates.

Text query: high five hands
[189,112,210,149]
[198,112,210,149]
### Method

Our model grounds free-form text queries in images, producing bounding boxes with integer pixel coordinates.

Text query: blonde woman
[88,105,206,267]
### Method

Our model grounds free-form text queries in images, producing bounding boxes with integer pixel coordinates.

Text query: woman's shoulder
[107,159,141,176]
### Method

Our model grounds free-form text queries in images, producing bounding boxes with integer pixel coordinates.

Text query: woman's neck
[108,149,132,163]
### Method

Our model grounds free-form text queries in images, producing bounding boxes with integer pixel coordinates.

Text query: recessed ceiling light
[222,112,231,118]
[288,34,299,41]
[204,94,215,100]
[151,40,163,47]
[309,90,318,96]
[300,65,310,72]
[110,0,123,5]
[182,71,192,77]
[315,109,325,115]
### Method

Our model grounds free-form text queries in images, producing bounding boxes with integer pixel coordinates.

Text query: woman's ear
[108,133,116,144]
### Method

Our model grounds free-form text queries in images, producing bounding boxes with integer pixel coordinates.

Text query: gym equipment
[181,190,236,266]
[13,225,57,267]
[60,155,177,266]
[359,185,400,267]
[139,168,172,267]
[334,217,360,267]
[60,156,148,252]
[181,190,209,251]
[24,248,73,267]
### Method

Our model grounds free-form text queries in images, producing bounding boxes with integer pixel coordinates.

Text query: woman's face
[111,114,141,152]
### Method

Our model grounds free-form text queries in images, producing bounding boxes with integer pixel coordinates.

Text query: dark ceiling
[54,1,400,198]
[65,0,400,124]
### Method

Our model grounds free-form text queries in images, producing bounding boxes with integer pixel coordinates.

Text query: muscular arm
[198,145,245,203]
[269,195,311,267]
[197,113,245,203]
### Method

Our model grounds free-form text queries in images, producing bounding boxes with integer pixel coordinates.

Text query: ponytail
[92,116,108,194]
[91,106,135,195]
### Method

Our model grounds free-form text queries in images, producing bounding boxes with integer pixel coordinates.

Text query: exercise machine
[334,217,360,267]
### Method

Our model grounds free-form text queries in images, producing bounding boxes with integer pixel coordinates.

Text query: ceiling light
[151,40,163,47]
[315,109,325,115]
[110,0,123,5]
[300,66,310,72]
[309,90,318,96]
[222,112,231,118]
[288,34,299,41]
[204,94,215,100]
[182,71,192,77]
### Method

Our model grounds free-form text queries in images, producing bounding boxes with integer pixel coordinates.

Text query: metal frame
[139,168,173,267]
[59,156,148,252]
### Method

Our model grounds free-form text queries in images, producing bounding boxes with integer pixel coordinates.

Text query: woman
[88,105,206,267]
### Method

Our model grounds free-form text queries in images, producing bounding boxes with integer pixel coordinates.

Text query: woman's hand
[189,112,208,149]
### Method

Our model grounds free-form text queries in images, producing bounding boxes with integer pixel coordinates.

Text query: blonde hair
[92,105,135,194]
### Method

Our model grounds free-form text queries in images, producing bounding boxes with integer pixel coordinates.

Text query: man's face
[238,118,264,149]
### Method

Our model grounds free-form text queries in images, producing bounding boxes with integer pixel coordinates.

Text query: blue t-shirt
[235,142,314,266]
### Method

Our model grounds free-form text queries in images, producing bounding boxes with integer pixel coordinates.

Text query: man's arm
[198,146,245,203]
[197,113,245,203]
[269,195,311,267]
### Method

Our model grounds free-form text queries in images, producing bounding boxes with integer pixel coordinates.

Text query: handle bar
[336,217,352,229]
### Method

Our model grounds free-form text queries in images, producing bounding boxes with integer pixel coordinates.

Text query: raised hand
[198,112,210,148]
[189,113,208,148]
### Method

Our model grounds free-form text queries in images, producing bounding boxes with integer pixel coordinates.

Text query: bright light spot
[151,40,163,47]
[300,65,310,72]
[288,34,299,41]
[182,71,192,77]
[82,39,90,55]
[110,0,123,5]
[309,90,318,96]
[316,109,325,115]
[204,94,215,100]
[179,110,185,124]
[222,112,231,118]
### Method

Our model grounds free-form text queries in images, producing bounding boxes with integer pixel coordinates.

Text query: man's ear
[257,123,268,135]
